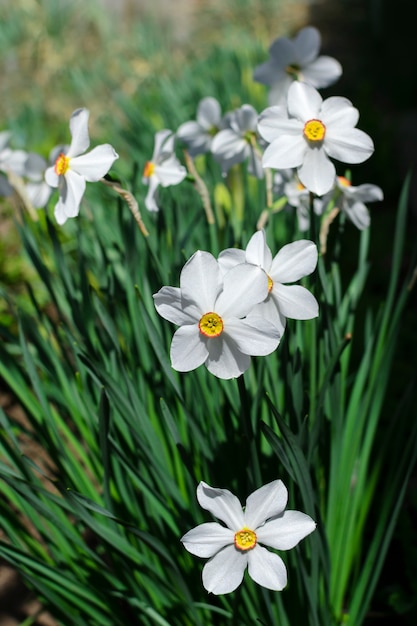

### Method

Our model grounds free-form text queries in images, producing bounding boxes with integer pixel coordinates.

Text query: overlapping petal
[216,264,268,318]
[225,317,280,356]
[180,251,222,313]
[245,230,272,270]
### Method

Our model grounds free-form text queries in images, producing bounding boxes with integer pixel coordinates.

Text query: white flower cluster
[154,230,318,379]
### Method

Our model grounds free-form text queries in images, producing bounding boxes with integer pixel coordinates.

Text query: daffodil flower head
[153,250,280,379]
[211,104,264,178]
[181,480,316,594]
[253,26,342,105]
[44,108,119,225]
[258,81,375,196]
[177,97,222,157]
[218,230,319,337]
[142,129,187,212]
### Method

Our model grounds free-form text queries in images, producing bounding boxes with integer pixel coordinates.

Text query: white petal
[54,198,68,225]
[247,299,286,336]
[256,510,316,550]
[144,175,159,212]
[320,96,358,127]
[343,200,370,230]
[45,166,59,188]
[325,128,374,164]
[153,286,199,325]
[181,522,233,558]
[170,325,208,372]
[244,480,288,530]
[297,147,336,196]
[217,249,246,275]
[245,230,272,271]
[70,144,118,181]
[180,251,222,313]
[247,545,287,591]
[60,170,86,218]
[287,81,322,121]
[177,121,211,156]
[152,129,173,161]
[67,108,90,158]
[303,56,342,89]
[197,482,244,529]
[225,317,280,356]
[270,240,318,283]
[211,129,247,161]
[258,107,300,143]
[216,264,268,318]
[272,284,319,320]
[202,545,247,595]
[205,334,251,379]
[294,26,320,65]
[347,183,383,203]
[198,97,221,129]
[154,157,187,187]
[262,136,306,170]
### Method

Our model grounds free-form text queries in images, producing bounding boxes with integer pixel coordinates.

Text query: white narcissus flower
[258,81,374,197]
[177,97,222,157]
[153,250,280,379]
[218,231,318,337]
[332,175,383,230]
[45,108,119,225]
[181,480,316,595]
[142,129,187,212]
[253,26,342,105]
[211,104,264,178]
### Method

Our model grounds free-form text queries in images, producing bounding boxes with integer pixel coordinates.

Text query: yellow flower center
[143,161,155,178]
[54,153,70,176]
[338,176,351,188]
[267,274,274,293]
[198,312,224,337]
[234,527,257,551]
[303,119,326,143]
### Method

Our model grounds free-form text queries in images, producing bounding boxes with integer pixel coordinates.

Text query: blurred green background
[1,0,416,623]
